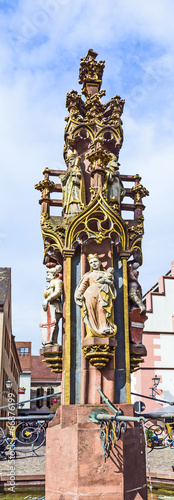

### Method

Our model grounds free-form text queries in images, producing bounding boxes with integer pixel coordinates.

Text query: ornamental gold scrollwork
[65,90,83,122]
[79,49,105,95]
[40,212,49,226]
[35,178,57,198]
[130,183,149,204]
[130,344,147,373]
[64,192,127,250]
[126,223,139,243]
[82,344,116,368]
[41,216,65,251]
[126,215,144,245]
[69,212,121,247]
[89,186,98,200]
[136,215,144,234]
[86,138,111,169]
[106,95,125,127]
[84,90,106,123]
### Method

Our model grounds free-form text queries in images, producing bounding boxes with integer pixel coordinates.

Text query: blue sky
[1,0,174,354]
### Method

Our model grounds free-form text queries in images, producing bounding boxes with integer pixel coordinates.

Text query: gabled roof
[143,269,171,300]
[0,268,11,307]
[31,355,61,382]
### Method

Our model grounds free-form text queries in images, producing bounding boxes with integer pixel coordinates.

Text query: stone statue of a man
[128,263,146,314]
[40,265,63,345]
[105,155,125,207]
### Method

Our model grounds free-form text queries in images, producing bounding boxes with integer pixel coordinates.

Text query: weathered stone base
[45,404,147,500]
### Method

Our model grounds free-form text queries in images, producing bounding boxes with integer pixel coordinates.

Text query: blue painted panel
[70,247,81,404]
[113,249,126,403]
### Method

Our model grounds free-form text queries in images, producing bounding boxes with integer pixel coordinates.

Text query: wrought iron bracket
[88,388,145,459]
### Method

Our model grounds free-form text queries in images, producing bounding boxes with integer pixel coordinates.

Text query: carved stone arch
[42,230,64,257]
[96,125,122,142]
[64,124,94,160]
[95,125,123,156]
[129,239,143,266]
[65,124,94,145]
[42,237,63,269]
[72,124,94,141]
[64,193,127,250]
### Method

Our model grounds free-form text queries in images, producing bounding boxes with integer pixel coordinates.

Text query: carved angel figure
[74,254,117,338]
[40,265,63,345]
[59,150,86,217]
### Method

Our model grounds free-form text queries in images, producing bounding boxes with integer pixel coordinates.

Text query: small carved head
[66,148,78,168]
[46,264,62,281]
[87,253,101,270]
[107,267,114,279]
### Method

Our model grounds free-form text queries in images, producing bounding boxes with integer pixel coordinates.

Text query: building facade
[132,261,174,412]
[16,341,61,415]
[0,268,21,420]
[15,341,31,410]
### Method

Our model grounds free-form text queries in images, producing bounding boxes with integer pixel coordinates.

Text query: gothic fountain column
[35,49,148,500]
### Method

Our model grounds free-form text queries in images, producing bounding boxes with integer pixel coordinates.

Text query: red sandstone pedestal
[45,404,147,500]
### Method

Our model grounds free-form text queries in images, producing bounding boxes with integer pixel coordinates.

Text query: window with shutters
[36,386,44,408]
[47,387,54,408]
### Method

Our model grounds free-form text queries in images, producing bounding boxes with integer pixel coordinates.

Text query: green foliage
[145,428,153,443]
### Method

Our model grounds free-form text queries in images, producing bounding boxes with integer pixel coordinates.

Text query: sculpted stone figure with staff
[59,149,86,217]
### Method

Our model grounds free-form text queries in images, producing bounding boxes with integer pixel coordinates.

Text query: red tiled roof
[31,355,61,382]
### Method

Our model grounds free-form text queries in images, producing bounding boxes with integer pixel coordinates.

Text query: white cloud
[1,0,174,353]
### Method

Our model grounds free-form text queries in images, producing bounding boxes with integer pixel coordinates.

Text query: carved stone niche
[82,337,117,369]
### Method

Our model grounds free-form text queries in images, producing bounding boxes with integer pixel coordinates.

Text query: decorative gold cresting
[82,343,116,369]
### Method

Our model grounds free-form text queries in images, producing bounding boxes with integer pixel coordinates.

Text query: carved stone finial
[79,49,105,96]
[35,178,57,197]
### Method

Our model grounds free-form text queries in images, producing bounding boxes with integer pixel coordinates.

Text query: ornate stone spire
[78,48,105,96]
